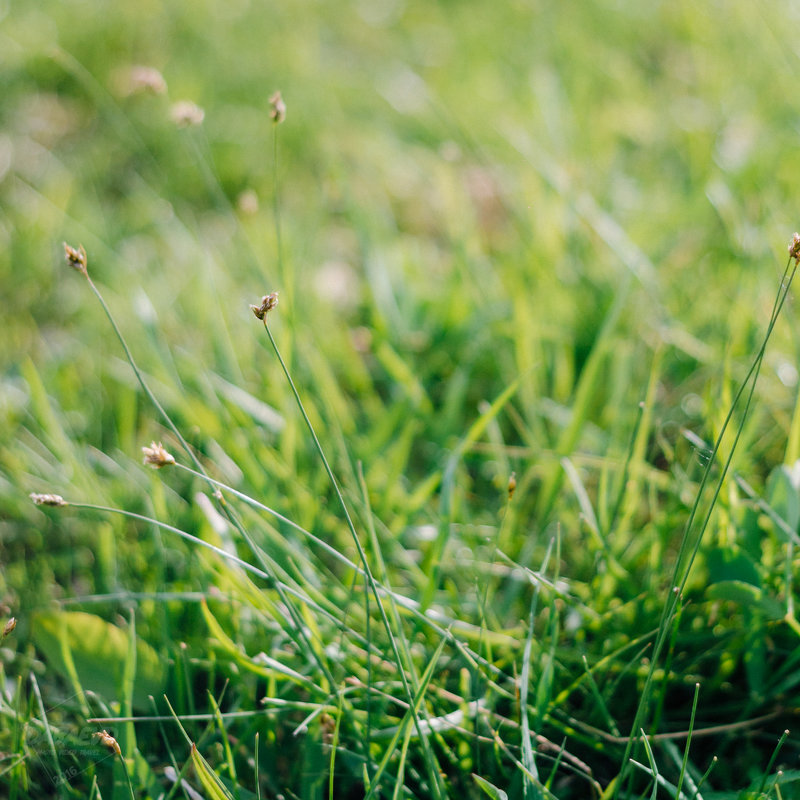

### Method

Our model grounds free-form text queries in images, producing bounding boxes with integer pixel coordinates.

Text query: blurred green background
[4,0,800,567]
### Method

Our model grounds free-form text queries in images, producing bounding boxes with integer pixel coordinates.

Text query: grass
[5,1,800,798]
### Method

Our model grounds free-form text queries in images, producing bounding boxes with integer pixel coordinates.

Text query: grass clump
[5,1,800,798]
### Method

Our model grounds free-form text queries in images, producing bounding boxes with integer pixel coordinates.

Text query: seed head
[170,100,205,127]
[128,65,167,95]
[64,242,88,275]
[93,730,122,757]
[790,233,800,261]
[250,291,279,320]
[237,189,259,215]
[142,441,176,468]
[30,493,68,507]
[3,618,16,638]
[269,91,286,124]
[507,471,517,500]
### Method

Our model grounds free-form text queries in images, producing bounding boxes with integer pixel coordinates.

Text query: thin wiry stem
[64,501,375,665]
[141,464,513,676]
[83,272,206,480]
[72,258,334,686]
[616,254,798,796]
[259,319,448,796]
[272,124,284,282]
[260,322,414,694]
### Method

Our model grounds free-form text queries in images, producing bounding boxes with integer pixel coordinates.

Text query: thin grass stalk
[207,692,237,785]
[473,470,518,775]
[362,637,448,800]
[757,729,789,796]
[261,318,448,795]
[357,461,421,778]
[638,729,659,800]
[616,252,798,795]
[327,693,345,799]
[62,502,367,667]
[29,674,64,789]
[73,259,335,685]
[675,683,701,800]
[520,538,555,797]
[604,396,646,539]
[259,322,423,705]
[648,601,684,740]
[254,732,261,800]
[581,655,621,739]
[693,756,718,798]
[174,462,508,669]
[149,696,190,800]
[608,346,663,545]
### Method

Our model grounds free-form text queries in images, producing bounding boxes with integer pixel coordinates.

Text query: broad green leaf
[32,611,165,709]
[706,546,760,587]
[706,581,784,620]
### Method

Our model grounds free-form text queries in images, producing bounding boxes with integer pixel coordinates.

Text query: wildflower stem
[616,253,798,796]
[75,261,332,686]
[82,272,207,480]
[262,314,450,795]
[272,125,283,282]
[260,321,420,702]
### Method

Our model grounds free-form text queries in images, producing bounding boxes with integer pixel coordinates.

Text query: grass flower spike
[30,492,68,507]
[250,291,279,320]
[93,730,122,757]
[127,65,167,95]
[63,242,88,275]
[269,90,286,123]
[142,441,176,468]
[170,100,205,127]
[790,232,800,261]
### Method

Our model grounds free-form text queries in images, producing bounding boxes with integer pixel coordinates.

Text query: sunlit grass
[5,1,800,798]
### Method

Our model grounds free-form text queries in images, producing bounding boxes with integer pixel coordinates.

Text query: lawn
[3,1,800,798]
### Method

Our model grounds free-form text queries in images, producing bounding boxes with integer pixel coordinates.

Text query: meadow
[3,1,800,797]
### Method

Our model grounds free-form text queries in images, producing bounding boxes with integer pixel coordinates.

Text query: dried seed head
[170,100,205,127]
[64,242,88,275]
[3,618,16,638]
[320,711,336,743]
[236,189,259,215]
[269,91,286,124]
[507,471,517,500]
[30,493,68,507]
[128,65,167,95]
[142,441,176,468]
[250,291,279,320]
[93,730,122,757]
[790,233,800,261]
